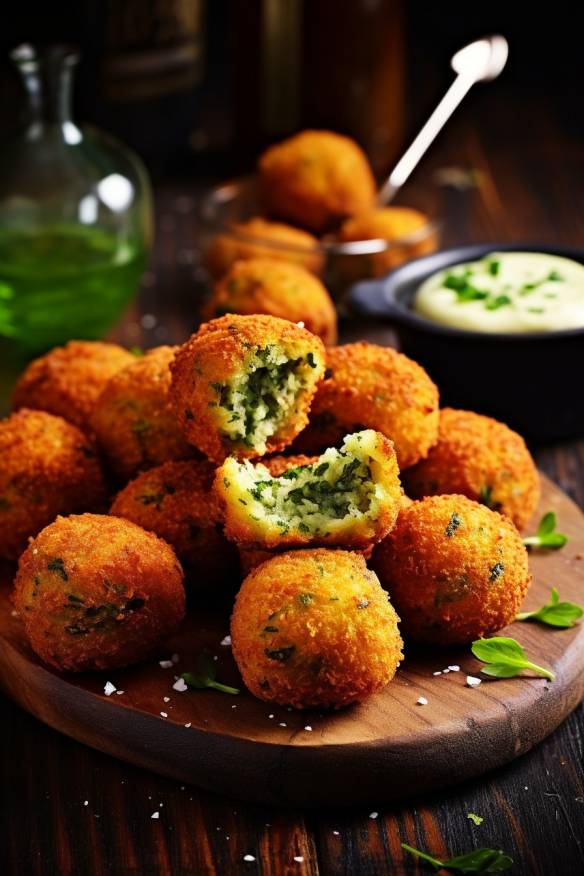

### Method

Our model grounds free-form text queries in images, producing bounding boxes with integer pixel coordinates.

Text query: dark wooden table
[1,92,583,875]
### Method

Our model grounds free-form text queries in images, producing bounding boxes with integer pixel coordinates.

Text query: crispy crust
[0,409,106,560]
[13,513,185,671]
[338,207,437,278]
[231,548,403,708]
[215,430,402,550]
[372,494,532,645]
[402,408,540,530]
[202,258,337,346]
[170,314,326,463]
[258,130,376,233]
[91,346,195,481]
[205,217,323,279]
[110,459,238,584]
[12,340,134,433]
[292,342,439,469]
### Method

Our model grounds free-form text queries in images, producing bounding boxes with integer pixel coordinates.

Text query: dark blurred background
[1,0,581,179]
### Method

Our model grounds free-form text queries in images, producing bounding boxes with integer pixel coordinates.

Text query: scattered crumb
[294,856,304,863]
[116,690,124,695]
[448,665,460,672]
[159,660,173,669]
[231,704,237,709]
[268,714,275,719]
[304,726,313,732]
[221,635,232,646]
[432,671,442,676]
[442,668,450,674]
[83,801,88,806]
[417,696,428,706]
[163,696,170,703]
[151,812,160,820]
[104,682,116,696]
[296,321,305,328]
[467,676,482,688]
[369,811,379,819]
[173,678,188,692]
[467,813,483,825]
[279,722,287,727]
[160,712,168,718]
[524,786,529,790]
[184,722,192,728]
[243,854,256,862]
[333,830,340,836]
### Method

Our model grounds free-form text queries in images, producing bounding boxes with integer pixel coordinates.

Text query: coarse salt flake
[333,830,340,835]
[163,696,170,703]
[467,676,482,688]
[369,811,378,819]
[432,671,442,676]
[160,711,168,718]
[304,725,313,732]
[173,678,188,692]
[116,690,124,695]
[184,722,192,728]
[279,722,287,727]
[83,801,88,806]
[294,856,304,863]
[159,660,173,669]
[417,696,428,706]
[243,854,256,862]
[104,682,116,696]
[448,665,460,672]
[221,635,232,646]
[151,812,159,819]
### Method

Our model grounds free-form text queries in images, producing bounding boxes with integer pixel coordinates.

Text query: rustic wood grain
[0,90,583,874]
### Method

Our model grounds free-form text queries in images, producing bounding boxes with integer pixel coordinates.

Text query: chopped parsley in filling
[210,344,315,451]
[223,431,387,536]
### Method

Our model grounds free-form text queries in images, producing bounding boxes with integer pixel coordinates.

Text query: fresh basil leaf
[471,636,555,681]
[517,587,583,628]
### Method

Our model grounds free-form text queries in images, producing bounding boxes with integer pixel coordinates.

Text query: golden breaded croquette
[216,430,401,550]
[258,130,376,233]
[338,206,437,278]
[12,341,134,434]
[372,494,532,645]
[402,408,540,531]
[293,342,439,470]
[12,340,134,434]
[201,258,338,346]
[92,346,194,481]
[110,459,238,585]
[231,548,403,708]
[170,314,326,463]
[0,409,106,560]
[205,216,323,278]
[13,513,185,671]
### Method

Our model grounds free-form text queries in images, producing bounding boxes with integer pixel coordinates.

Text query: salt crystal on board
[417,696,428,706]
[173,678,188,692]
[104,682,116,696]
[467,676,482,687]
[221,635,232,646]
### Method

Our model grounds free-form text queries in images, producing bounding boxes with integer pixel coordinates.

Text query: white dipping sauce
[414,251,584,333]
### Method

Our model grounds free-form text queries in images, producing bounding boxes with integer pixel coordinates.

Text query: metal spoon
[377,35,509,205]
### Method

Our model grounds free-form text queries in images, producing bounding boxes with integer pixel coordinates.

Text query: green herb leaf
[467,813,484,826]
[487,259,500,276]
[516,587,583,628]
[484,294,512,311]
[181,652,240,695]
[471,636,555,681]
[401,843,513,873]
[522,511,568,549]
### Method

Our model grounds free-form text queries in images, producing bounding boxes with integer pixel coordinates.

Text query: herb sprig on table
[471,637,555,681]
[516,588,583,628]
[401,843,513,873]
[522,512,568,549]
[181,652,240,695]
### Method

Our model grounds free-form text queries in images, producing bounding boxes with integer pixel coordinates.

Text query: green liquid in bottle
[0,224,146,356]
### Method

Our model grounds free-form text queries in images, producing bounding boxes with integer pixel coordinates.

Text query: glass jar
[0,44,153,369]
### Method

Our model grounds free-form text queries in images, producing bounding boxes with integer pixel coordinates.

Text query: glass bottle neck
[11,44,80,135]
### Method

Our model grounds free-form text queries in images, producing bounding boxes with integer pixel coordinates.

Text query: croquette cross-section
[13,514,186,672]
[170,314,326,463]
[0,409,106,560]
[373,494,532,646]
[230,549,403,709]
[215,430,402,550]
[293,342,439,470]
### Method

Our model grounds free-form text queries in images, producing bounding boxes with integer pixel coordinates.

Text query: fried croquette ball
[216,430,401,550]
[231,549,402,708]
[92,346,194,481]
[259,130,376,233]
[402,408,540,531]
[12,340,134,434]
[338,207,437,279]
[206,217,323,278]
[170,314,326,463]
[293,342,439,470]
[13,514,185,671]
[0,409,106,560]
[201,258,338,346]
[110,459,238,584]
[372,494,532,645]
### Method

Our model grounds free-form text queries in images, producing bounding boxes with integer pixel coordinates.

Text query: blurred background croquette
[338,206,437,278]
[201,258,337,346]
[0,409,106,560]
[402,408,540,530]
[13,513,185,672]
[110,459,238,587]
[170,314,325,462]
[92,345,195,481]
[230,549,403,709]
[372,494,531,646]
[258,130,376,233]
[12,340,134,434]
[205,216,322,278]
[293,341,439,469]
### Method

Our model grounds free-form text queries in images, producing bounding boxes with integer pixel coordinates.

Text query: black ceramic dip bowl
[350,243,584,442]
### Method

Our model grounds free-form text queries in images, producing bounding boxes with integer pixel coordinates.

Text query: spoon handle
[378,69,479,206]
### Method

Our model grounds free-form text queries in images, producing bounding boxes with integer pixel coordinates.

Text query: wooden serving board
[0,474,583,807]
